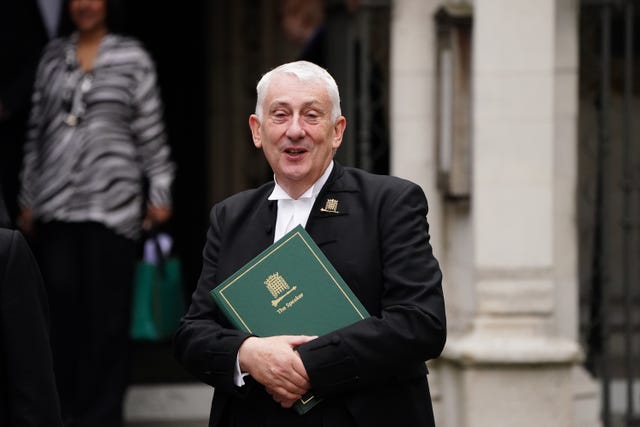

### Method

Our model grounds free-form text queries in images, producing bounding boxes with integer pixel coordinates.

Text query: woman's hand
[17,208,34,236]
[143,205,172,230]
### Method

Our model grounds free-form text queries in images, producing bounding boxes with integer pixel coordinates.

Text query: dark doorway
[124,0,209,383]
[578,1,640,425]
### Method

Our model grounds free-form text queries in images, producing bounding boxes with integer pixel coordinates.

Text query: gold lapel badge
[320,198,340,214]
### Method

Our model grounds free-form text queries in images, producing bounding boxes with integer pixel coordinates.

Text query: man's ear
[332,116,346,150]
[249,115,262,148]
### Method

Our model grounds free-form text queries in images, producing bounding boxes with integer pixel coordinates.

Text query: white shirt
[269,161,334,242]
[233,161,335,386]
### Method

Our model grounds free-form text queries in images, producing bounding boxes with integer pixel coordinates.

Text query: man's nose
[286,117,305,139]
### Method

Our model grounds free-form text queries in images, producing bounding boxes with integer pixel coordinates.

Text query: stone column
[437,0,583,426]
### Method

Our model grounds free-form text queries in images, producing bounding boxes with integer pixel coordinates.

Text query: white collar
[268,161,334,201]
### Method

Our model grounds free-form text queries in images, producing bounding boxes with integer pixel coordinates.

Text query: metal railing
[580,1,639,426]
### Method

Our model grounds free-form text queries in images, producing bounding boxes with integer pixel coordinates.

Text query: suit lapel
[307,162,355,246]
[256,194,277,247]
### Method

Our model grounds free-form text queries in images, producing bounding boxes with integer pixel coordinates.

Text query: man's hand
[238,335,316,408]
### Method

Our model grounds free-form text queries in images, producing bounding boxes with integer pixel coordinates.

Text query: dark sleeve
[173,206,253,396]
[0,230,63,426]
[297,182,446,396]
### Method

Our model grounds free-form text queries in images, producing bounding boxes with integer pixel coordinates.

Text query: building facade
[389,1,599,426]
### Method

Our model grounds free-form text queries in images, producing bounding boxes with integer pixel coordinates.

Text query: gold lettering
[275,293,304,314]
[285,293,304,308]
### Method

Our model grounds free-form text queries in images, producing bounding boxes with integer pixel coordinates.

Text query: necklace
[62,42,93,127]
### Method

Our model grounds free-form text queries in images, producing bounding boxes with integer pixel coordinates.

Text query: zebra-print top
[19,32,174,240]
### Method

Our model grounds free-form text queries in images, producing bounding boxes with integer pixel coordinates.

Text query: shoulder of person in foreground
[0,228,64,427]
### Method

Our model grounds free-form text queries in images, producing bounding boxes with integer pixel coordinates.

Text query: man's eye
[272,112,288,121]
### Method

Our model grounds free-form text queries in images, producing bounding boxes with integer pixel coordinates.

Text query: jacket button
[331,336,341,345]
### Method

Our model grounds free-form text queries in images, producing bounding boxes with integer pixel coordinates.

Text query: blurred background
[1,0,638,426]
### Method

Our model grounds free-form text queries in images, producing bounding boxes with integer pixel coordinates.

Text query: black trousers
[35,221,137,427]
[217,386,357,427]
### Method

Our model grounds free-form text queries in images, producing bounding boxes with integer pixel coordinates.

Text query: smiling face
[249,73,346,199]
[69,0,107,34]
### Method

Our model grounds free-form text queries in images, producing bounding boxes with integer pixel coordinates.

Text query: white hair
[254,60,341,122]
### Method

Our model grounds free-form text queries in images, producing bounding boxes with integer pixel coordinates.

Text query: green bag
[130,235,185,341]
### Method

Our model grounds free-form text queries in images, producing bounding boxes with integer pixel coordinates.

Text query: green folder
[210,225,369,414]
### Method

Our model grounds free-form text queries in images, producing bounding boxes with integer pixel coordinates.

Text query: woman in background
[18,0,174,425]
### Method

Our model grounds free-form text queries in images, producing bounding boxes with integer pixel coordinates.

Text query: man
[174,60,446,426]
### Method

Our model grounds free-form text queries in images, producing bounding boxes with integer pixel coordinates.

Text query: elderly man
[175,60,446,427]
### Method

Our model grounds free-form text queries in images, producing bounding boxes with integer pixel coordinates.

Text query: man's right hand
[238,335,316,408]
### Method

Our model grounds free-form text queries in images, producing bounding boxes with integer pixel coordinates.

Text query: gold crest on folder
[265,272,297,307]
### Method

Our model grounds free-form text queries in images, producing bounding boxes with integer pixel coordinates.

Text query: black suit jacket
[175,163,446,426]
[0,228,63,426]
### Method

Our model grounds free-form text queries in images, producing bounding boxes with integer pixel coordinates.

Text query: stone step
[124,383,212,426]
